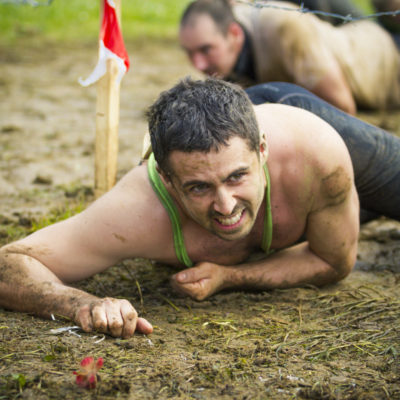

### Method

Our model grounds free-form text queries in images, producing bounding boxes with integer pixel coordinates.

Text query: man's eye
[228,173,245,183]
[189,184,209,194]
[200,45,211,55]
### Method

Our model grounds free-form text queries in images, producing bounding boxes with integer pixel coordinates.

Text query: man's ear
[157,165,173,187]
[260,133,269,163]
[228,21,244,41]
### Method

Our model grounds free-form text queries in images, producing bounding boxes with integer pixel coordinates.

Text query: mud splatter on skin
[0,244,91,320]
[1,243,52,258]
[0,243,53,284]
[113,233,127,243]
[0,256,81,319]
[22,282,65,318]
[0,254,29,284]
[321,167,351,205]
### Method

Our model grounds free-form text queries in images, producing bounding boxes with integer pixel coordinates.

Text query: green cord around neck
[147,153,193,267]
[261,164,272,253]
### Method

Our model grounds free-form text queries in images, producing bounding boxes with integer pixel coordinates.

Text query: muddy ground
[0,39,399,399]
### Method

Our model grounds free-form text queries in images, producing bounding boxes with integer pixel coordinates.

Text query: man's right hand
[74,297,153,338]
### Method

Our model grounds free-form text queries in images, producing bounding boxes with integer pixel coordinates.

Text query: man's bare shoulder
[255,103,348,155]
[92,163,164,211]
[256,103,354,206]
[68,164,175,257]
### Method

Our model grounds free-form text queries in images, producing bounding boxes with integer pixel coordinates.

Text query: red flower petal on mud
[80,356,94,367]
[73,356,103,389]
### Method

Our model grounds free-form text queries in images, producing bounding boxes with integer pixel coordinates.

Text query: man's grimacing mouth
[214,208,245,227]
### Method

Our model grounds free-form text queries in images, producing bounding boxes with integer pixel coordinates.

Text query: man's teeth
[216,210,243,226]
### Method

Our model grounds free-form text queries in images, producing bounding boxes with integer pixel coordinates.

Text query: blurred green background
[0,0,192,44]
[0,0,375,45]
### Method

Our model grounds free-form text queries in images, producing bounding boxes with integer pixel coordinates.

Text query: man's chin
[213,226,252,242]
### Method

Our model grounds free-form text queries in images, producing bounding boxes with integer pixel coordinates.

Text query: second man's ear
[228,21,244,40]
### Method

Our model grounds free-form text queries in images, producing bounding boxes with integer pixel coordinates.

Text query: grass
[0,184,91,244]
[352,0,374,13]
[0,0,192,45]
[29,202,85,232]
[0,0,377,46]
[0,202,84,243]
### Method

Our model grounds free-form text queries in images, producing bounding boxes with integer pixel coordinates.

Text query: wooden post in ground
[94,0,121,198]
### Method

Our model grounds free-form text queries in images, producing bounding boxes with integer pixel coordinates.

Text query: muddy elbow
[332,253,357,283]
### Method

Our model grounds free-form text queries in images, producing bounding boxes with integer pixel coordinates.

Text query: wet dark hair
[180,0,235,35]
[146,77,260,173]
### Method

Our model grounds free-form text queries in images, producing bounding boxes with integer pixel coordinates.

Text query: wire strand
[236,0,400,24]
[0,0,54,7]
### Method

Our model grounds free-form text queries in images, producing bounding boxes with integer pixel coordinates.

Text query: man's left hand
[171,262,228,301]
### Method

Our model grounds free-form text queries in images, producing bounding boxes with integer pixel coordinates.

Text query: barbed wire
[0,0,54,6]
[2,0,399,21]
[236,0,400,23]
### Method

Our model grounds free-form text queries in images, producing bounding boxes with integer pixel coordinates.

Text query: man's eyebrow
[223,167,250,182]
[182,179,208,189]
[182,167,250,189]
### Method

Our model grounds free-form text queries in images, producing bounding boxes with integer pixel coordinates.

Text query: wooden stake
[94,0,121,198]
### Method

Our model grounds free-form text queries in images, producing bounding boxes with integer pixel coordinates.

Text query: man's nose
[213,188,236,216]
[191,53,209,73]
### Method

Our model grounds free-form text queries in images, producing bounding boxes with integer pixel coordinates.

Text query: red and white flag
[79,0,130,87]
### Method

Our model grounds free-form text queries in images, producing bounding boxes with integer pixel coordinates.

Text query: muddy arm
[0,245,152,337]
[171,197,359,300]
[0,167,160,337]
[225,181,359,291]
[311,69,356,115]
[0,246,90,318]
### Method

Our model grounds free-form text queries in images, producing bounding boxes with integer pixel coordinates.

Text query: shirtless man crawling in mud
[0,78,399,339]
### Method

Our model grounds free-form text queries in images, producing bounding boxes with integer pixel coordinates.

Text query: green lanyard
[261,164,272,254]
[147,153,193,267]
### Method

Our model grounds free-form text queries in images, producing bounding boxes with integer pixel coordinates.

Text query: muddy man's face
[166,137,267,241]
